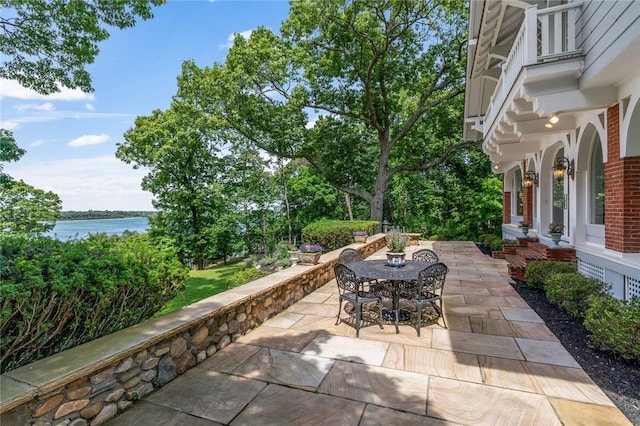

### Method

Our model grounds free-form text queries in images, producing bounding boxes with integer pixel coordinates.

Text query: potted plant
[385,229,407,266]
[353,230,368,243]
[518,220,530,236]
[287,244,301,264]
[548,223,564,246]
[298,244,322,265]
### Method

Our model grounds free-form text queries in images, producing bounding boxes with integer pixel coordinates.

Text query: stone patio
[106,242,632,425]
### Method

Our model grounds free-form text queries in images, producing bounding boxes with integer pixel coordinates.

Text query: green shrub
[0,233,188,373]
[227,267,270,289]
[301,219,379,251]
[544,272,608,318]
[525,260,576,290]
[584,295,640,362]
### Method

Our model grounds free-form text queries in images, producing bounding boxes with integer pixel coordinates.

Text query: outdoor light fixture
[552,157,575,181]
[493,163,500,170]
[522,171,539,188]
[545,115,559,129]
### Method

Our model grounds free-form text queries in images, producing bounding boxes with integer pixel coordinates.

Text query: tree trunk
[370,191,384,222]
[345,192,353,221]
[279,159,293,244]
[191,205,204,270]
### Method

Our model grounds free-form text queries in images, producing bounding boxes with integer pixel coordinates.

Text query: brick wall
[605,104,640,252]
[503,191,511,224]
[523,185,533,225]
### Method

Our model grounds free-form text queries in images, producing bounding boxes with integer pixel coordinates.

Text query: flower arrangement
[548,223,564,234]
[352,231,368,237]
[299,244,322,253]
[386,229,407,253]
[519,220,530,228]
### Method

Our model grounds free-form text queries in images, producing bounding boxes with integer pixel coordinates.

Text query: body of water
[45,217,149,241]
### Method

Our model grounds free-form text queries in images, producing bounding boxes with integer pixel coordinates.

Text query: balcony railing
[484,3,582,134]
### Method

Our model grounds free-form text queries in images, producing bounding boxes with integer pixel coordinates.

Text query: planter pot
[521,226,529,236]
[354,235,367,243]
[299,252,321,265]
[288,250,301,264]
[386,252,406,267]
[550,233,562,246]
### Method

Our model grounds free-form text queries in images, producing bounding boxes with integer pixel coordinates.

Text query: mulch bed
[510,279,640,424]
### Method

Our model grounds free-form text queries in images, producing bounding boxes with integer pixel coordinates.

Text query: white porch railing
[484,3,582,135]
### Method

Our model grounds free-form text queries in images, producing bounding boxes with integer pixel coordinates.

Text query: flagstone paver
[106,242,631,426]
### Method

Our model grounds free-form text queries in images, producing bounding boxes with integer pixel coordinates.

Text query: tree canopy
[0,130,61,234]
[0,0,164,94]
[181,0,475,221]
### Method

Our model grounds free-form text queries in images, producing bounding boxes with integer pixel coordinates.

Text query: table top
[347,259,428,281]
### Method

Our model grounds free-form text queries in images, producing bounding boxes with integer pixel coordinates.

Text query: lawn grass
[157,261,245,315]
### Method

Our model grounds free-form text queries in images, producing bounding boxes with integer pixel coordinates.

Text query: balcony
[466,2,590,163]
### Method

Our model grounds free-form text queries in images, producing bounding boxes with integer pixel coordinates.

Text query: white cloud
[29,139,45,147]
[14,102,55,112]
[68,134,110,147]
[221,29,255,48]
[3,156,154,211]
[305,117,318,129]
[0,111,134,127]
[85,103,95,111]
[0,120,19,130]
[0,78,95,101]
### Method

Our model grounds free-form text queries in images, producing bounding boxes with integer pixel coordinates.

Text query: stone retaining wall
[1,236,387,425]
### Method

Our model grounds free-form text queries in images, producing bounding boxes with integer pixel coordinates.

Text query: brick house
[464,0,640,300]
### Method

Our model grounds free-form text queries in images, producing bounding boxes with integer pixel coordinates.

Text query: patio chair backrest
[412,248,439,263]
[415,262,448,296]
[339,248,363,264]
[334,262,359,293]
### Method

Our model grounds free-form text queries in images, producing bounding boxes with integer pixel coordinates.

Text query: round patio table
[347,259,430,333]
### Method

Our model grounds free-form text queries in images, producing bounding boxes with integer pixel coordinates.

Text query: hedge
[0,233,188,373]
[525,260,576,290]
[584,295,640,362]
[301,219,379,251]
[544,272,608,318]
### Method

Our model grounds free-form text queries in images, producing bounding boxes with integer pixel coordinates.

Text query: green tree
[0,0,165,94]
[116,102,226,270]
[184,0,474,221]
[0,129,61,234]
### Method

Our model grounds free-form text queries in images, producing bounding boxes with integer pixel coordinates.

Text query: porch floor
[107,242,631,425]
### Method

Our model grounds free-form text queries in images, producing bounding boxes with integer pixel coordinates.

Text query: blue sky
[2,0,291,211]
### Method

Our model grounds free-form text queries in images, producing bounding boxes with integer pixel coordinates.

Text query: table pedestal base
[382,309,411,322]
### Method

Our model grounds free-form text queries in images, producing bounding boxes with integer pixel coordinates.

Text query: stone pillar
[605,104,640,252]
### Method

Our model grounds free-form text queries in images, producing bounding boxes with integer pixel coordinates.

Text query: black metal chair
[334,262,383,337]
[398,262,448,336]
[338,248,363,264]
[412,248,439,263]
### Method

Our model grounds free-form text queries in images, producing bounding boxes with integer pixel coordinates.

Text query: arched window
[590,136,604,224]
[514,172,523,217]
[552,149,565,228]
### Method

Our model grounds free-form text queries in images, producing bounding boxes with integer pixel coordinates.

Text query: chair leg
[416,303,422,337]
[437,299,447,328]
[335,298,342,326]
[377,301,384,330]
[355,302,361,337]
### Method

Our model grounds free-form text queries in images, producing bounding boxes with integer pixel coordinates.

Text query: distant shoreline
[55,216,149,222]
[59,211,156,221]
